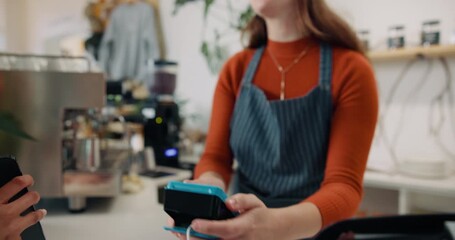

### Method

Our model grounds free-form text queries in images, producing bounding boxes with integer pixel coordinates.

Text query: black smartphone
[0,155,46,240]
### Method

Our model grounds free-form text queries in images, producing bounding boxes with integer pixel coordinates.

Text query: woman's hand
[188,194,285,240]
[0,175,47,240]
[184,172,226,191]
[173,193,321,240]
[169,172,227,239]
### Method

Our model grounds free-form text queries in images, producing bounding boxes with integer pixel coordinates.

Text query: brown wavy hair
[242,0,364,54]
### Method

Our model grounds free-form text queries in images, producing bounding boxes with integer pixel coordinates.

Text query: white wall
[327,1,455,214]
[0,0,6,50]
[159,0,248,129]
[3,0,88,54]
[26,0,89,54]
[159,1,217,128]
[4,0,29,53]
[329,0,455,48]
[325,0,455,172]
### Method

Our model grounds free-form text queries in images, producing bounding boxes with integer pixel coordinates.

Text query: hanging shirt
[99,2,158,82]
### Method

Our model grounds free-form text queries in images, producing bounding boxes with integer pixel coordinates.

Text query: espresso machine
[0,53,127,211]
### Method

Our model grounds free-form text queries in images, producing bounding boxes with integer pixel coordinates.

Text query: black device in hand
[163,181,238,239]
[0,155,46,240]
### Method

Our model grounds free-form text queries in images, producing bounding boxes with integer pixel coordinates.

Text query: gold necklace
[268,45,311,100]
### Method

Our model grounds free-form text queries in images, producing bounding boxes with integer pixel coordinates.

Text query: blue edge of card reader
[163,181,238,239]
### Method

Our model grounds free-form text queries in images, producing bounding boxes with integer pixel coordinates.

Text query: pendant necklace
[268,45,311,100]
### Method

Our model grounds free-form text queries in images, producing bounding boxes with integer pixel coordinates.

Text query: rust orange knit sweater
[194,37,379,227]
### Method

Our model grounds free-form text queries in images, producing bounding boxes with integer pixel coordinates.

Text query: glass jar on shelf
[357,30,370,51]
[421,20,441,46]
[388,25,405,49]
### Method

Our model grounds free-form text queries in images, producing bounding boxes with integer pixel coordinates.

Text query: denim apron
[230,43,333,208]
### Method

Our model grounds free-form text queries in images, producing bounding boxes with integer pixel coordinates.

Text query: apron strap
[319,42,333,91]
[232,42,335,208]
[241,46,265,86]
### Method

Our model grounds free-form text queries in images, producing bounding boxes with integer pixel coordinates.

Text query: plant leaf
[0,112,35,141]
[173,0,198,15]
[200,41,210,59]
[236,6,254,30]
[203,0,214,19]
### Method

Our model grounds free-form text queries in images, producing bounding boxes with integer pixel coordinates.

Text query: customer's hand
[177,194,283,240]
[0,175,47,240]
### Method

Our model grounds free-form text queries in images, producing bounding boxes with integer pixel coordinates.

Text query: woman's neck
[265,13,305,42]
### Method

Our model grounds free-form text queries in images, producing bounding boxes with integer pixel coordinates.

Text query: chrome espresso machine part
[0,53,127,211]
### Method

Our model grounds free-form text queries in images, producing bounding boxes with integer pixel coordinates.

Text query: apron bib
[229,43,333,208]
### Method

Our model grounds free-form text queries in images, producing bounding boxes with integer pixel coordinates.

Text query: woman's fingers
[188,194,266,238]
[191,216,250,239]
[226,193,266,212]
[167,218,200,240]
[167,218,182,239]
[184,173,226,190]
[0,175,34,204]
[167,217,175,226]
[176,232,202,240]
[184,178,224,190]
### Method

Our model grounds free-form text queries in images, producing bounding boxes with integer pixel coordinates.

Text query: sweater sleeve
[193,52,247,186]
[304,52,379,227]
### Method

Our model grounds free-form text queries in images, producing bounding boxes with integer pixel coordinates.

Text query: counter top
[39,168,191,240]
[363,170,455,214]
[39,169,455,239]
[364,170,455,198]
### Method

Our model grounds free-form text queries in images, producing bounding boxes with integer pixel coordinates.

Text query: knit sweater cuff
[303,195,339,227]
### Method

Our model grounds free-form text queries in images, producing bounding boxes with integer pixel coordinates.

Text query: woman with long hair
[180,0,378,239]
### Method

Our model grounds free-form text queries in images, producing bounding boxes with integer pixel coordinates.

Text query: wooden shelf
[368,45,455,61]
